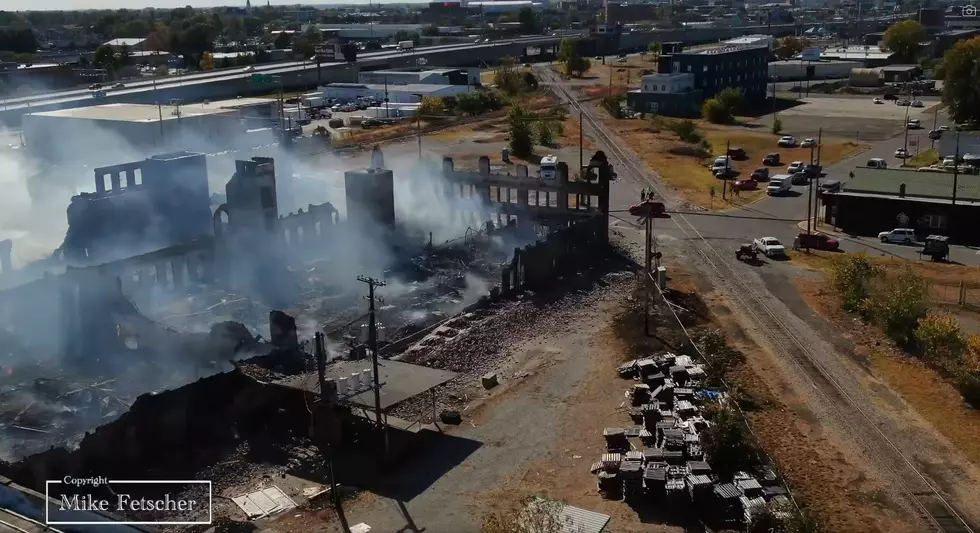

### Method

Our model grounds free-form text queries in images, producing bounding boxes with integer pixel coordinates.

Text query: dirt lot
[604,116,866,209]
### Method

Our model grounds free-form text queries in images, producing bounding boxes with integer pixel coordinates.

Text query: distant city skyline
[25,0,428,10]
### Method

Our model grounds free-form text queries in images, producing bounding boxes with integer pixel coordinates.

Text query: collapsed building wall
[61,152,213,264]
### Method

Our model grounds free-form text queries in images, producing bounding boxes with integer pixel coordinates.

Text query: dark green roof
[843,168,980,202]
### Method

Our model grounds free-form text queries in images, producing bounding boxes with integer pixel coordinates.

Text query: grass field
[606,116,867,209]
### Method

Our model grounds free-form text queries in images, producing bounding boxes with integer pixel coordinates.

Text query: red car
[733,179,758,191]
[797,233,839,250]
[629,200,667,217]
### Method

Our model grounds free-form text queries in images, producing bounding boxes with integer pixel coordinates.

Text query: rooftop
[104,38,146,47]
[28,97,275,122]
[842,167,980,202]
[272,359,457,412]
[685,43,769,55]
[325,82,466,93]
[821,46,893,60]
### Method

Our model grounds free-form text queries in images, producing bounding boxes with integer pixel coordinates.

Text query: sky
[26,0,425,10]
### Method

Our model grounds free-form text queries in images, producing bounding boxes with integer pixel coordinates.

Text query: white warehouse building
[318,82,472,103]
[23,98,278,164]
[768,60,863,81]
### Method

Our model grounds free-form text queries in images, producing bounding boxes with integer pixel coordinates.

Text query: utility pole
[356,275,387,452]
[952,131,960,205]
[644,213,652,335]
[902,84,912,162]
[722,139,730,200]
[931,105,939,149]
[579,108,584,173]
[815,128,822,227]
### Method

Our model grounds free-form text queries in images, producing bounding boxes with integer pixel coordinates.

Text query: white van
[767,175,792,196]
[866,158,888,169]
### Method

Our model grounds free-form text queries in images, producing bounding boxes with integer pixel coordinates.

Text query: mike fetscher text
[59,493,201,512]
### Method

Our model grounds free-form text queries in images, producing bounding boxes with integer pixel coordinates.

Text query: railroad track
[539,68,976,533]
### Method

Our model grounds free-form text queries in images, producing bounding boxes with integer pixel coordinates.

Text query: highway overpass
[0,18,894,126]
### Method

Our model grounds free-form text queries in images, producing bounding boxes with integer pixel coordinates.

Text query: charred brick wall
[500,215,607,297]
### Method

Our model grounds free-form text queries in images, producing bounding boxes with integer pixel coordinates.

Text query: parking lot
[779,96,939,121]
[759,95,942,142]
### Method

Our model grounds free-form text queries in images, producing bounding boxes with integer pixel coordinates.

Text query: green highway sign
[250,74,274,83]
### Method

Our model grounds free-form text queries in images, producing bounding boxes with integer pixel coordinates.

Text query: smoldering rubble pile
[592,352,792,530]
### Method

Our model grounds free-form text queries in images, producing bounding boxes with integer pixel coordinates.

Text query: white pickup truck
[753,237,787,258]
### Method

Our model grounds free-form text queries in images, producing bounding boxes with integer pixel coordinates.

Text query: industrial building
[357,67,479,86]
[820,168,980,244]
[768,59,861,81]
[820,46,895,67]
[627,43,769,117]
[23,97,278,163]
[319,82,471,103]
[60,151,213,263]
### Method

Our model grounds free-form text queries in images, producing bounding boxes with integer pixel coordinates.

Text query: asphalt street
[610,106,980,267]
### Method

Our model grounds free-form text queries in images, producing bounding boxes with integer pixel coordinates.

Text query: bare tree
[482,496,581,533]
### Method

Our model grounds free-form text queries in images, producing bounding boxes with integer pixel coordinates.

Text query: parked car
[938,125,950,131]
[796,233,840,251]
[710,156,732,171]
[733,179,758,190]
[911,100,924,108]
[750,167,770,181]
[928,129,943,140]
[943,155,957,166]
[787,161,805,174]
[88,83,102,90]
[777,136,797,148]
[762,152,781,166]
[753,237,787,257]
[897,98,911,106]
[714,167,738,179]
[819,180,841,193]
[803,164,822,178]
[907,119,921,129]
[878,228,917,244]
[800,138,817,148]
[866,158,888,169]
[727,146,747,160]
[873,97,884,104]
[790,172,810,185]
[895,148,909,158]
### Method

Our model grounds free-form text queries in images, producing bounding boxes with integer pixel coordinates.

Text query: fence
[929,281,980,313]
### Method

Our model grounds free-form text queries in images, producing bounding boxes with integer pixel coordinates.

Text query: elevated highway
[1,18,896,126]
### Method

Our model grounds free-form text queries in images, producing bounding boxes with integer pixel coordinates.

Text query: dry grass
[787,249,980,286]
[608,117,868,209]
[795,277,980,469]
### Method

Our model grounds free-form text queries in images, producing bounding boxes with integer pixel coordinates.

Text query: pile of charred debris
[0,229,516,462]
[594,353,793,530]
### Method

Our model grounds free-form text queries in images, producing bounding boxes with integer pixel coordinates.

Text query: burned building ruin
[59,151,213,264]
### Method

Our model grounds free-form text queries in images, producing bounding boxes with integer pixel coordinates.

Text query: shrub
[702,98,733,124]
[829,255,881,313]
[536,120,554,146]
[915,313,967,363]
[701,407,758,480]
[772,115,783,134]
[957,372,980,407]
[695,330,746,384]
[716,87,745,116]
[668,145,711,158]
[669,119,702,143]
[417,96,445,117]
[868,267,929,347]
[508,105,534,157]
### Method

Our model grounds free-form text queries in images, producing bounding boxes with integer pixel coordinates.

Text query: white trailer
[397,40,415,50]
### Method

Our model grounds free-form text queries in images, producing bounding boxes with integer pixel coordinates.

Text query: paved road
[670,108,980,266]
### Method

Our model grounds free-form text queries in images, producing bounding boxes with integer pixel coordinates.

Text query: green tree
[701,98,732,123]
[716,87,745,116]
[93,44,116,69]
[292,27,322,58]
[647,41,662,58]
[517,7,538,34]
[494,56,526,95]
[273,31,291,49]
[938,36,980,125]
[695,330,746,384]
[915,313,967,363]
[558,37,577,63]
[417,95,445,117]
[775,35,804,60]
[701,407,757,480]
[565,55,591,77]
[883,19,926,61]
[508,105,535,158]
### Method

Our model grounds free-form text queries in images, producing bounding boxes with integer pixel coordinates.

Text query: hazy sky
[27,0,424,10]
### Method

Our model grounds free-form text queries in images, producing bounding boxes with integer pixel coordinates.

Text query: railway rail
[539,67,976,533]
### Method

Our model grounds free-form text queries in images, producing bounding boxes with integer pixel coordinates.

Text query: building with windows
[627,43,768,117]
